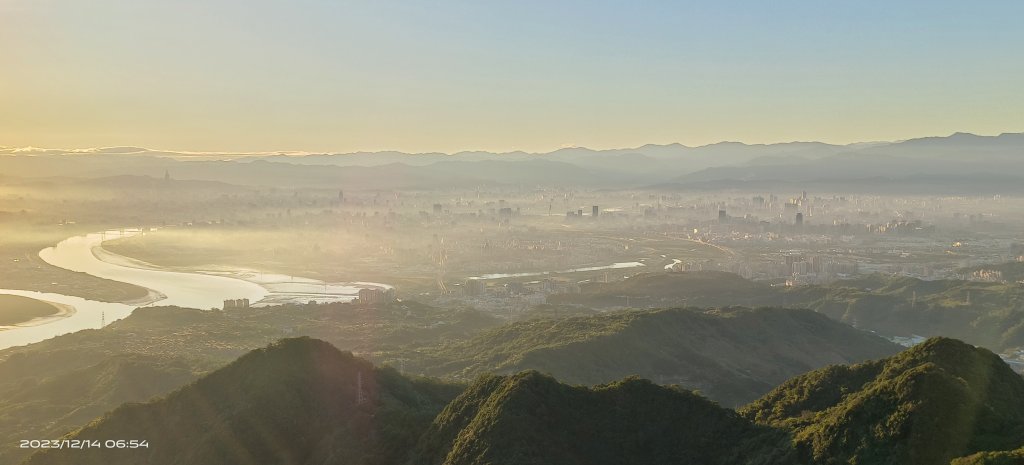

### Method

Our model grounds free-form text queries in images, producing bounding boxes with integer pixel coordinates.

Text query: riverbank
[0,297,76,327]
[0,235,151,304]
[0,295,75,328]
[95,233,390,306]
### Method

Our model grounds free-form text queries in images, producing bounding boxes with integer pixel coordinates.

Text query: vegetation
[408,306,899,406]
[23,338,462,465]
[549,271,776,308]
[0,301,894,462]
[742,338,1024,465]
[953,448,1024,465]
[411,371,797,465]
[552,271,1024,352]
[21,336,1024,465]
[0,302,497,464]
[789,275,1024,351]
[0,295,61,326]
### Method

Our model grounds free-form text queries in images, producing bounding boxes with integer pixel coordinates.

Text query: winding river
[0,229,389,350]
[2,229,652,351]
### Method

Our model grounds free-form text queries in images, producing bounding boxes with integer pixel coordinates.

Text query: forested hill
[24,337,1024,465]
[742,338,1024,465]
[553,271,1024,351]
[409,307,899,406]
[411,372,797,465]
[22,337,462,465]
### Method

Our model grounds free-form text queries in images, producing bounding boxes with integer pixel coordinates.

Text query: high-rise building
[795,212,804,226]
[718,209,727,222]
[222,298,250,310]
[592,205,599,218]
[498,207,513,224]
[358,287,395,305]
[464,278,485,297]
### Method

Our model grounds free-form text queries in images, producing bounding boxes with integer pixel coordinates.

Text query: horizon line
[1,130,1021,158]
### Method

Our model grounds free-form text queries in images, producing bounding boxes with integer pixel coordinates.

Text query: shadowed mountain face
[742,338,1024,465]
[22,338,462,465]
[411,372,798,465]
[22,337,1024,465]
[411,307,900,407]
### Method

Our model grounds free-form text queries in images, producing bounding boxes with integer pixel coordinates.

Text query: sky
[2,0,1023,153]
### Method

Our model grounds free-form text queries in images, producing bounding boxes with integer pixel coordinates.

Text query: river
[0,229,389,350]
[2,229,644,351]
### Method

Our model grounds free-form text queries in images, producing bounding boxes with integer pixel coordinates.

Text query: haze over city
[4,2,1024,465]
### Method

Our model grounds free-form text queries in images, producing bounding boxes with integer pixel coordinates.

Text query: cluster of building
[222,298,251,310]
[968,269,1005,282]
[356,287,396,305]
[565,205,600,220]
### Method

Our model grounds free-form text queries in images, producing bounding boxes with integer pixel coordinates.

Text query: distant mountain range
[23,336,1024,465]
[3,132,1022,192]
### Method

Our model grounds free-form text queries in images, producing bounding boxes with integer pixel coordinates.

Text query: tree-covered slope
[410,371,798,465]
[0,301,496,464]
[0,352,211,465]
[787,275,1024,351]
[22,337,462,465]
[742,338,1024,465]
[22,336,1024,465]
[953,448,1024,465]
[413,307,899,406]
[549,271,1024,352]
[548,271,777,308]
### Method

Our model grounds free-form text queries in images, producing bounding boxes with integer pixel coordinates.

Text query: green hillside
[21,337,1024,465]
[742,338,1024,465]
[23,337,461,465]
[0,301,496,464]
[411,307,899,406]
[953,448,1024,465]
[550,271,1024,351]
[787,275,1024,350]
[411,371,797,465]
[549,271,777,308]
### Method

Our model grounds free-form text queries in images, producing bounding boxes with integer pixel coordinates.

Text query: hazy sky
[2,0,1023,153]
